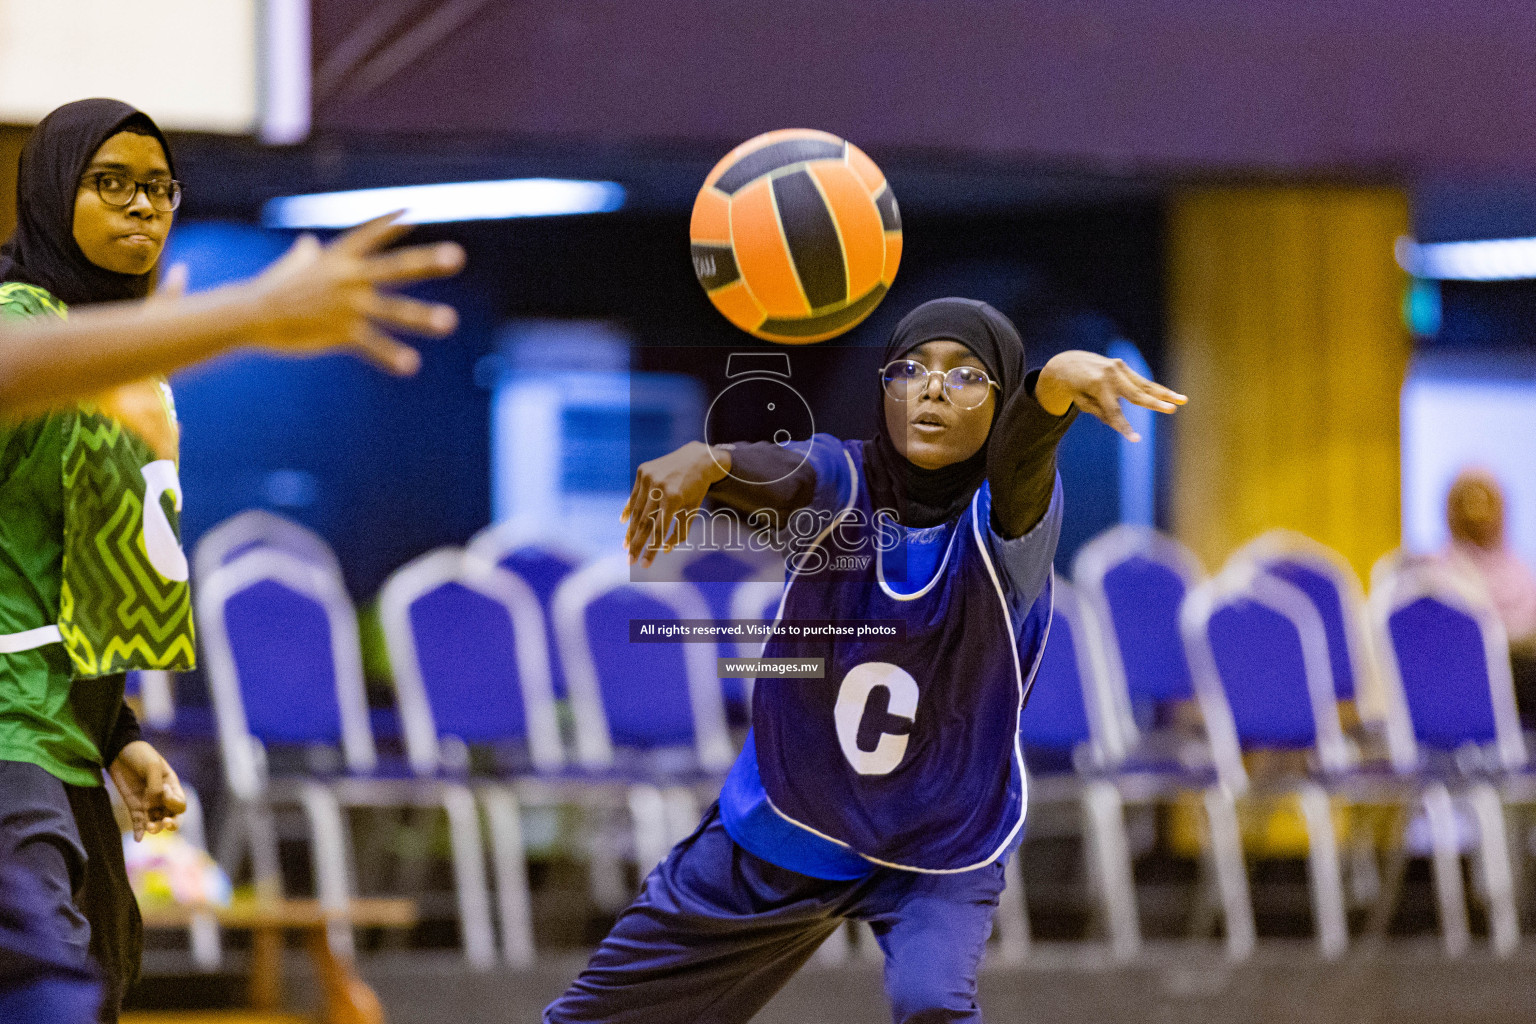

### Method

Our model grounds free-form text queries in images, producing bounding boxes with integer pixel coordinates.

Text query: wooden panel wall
[1167,186,1411,580]
[0,126,26,243]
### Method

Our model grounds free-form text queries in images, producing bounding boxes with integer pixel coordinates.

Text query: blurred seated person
[1441,468,1536,723]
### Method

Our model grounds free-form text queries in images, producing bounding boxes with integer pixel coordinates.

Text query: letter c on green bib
[140,460,189,582]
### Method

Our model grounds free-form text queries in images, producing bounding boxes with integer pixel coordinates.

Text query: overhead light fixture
[262,178,626,228]
[1396,235,1536,282]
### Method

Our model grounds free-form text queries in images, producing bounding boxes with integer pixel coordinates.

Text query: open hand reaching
[1033,351,1186,440]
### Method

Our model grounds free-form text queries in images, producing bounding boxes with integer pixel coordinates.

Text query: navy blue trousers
[0,761,136,1024]
[546,803,1006,1024]
[0,862,102,1024]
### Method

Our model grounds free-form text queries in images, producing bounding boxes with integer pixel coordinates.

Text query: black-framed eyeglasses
[80,173,182,213]
[880,358,1000,410]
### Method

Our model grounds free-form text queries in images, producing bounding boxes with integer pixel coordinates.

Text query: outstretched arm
[1034,350,1184,441]
[621,441,734,566]
[623,434,849,566]
[0,213,464,420]
[988,351,1185,539]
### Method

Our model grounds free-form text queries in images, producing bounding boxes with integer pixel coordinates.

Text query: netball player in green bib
[0,99,197,1023]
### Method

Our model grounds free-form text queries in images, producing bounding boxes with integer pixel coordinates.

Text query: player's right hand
[248,212,465,374]
[621,441,731,566]
[110,740,188,842]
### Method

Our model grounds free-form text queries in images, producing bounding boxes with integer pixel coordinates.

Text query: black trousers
[0,760,140,1024]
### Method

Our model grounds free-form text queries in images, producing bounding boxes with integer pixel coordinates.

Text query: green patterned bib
[58,385,196,676]
[0,282,196,677]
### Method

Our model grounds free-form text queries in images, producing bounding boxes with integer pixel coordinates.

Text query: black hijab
[864,298,1029,528]
[0,98,174,306]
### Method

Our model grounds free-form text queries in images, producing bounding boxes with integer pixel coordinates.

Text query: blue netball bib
[743,440,1053,873]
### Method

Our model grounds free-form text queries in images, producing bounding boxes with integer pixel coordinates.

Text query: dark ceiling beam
[313,0,427,103]
[324,0,500,106]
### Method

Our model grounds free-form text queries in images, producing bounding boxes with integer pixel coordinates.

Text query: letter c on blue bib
[834,661,918,775]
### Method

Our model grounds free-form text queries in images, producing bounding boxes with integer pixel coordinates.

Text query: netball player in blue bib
[547,298,1185,1024]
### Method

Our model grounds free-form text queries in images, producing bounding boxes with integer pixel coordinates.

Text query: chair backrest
[379,547,564,777]
[677,547,783,607]
[466,522,586,697]
[466,521,586,591]
[1369,547,1439,597]
[1073,525,1205,706]
[671,548,784,725]
[718,568,790,721]
[1227,530,1378,706]
[197,549,375,799]
[729,571,787,658]
[1018,574,1138,767]
[1183,566,1352,792]
[1368,559,1526,772]
[553,555,733,773]
[193,508,341,585]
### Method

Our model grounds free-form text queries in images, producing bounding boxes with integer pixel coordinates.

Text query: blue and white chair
[1369,558,1521,958]
[1018,574,1256,962]
[467,521,587,698]
[1228,533,1397,911]
[379,546,565,966]
[1013,575,1143,962]
[1073,526,1206,723]
[554,555,734,879]
[1183,566,1358,959]
[1227,531,1382,717]
[142,509,337,742]
[198,547,496,966]
[180,508,348,743]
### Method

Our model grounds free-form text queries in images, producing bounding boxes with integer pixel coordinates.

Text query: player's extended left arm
[0,214,463,420]
[987,351,1186,539]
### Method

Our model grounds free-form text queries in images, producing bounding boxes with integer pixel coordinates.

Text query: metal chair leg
[441,783,497,970]
[812,923,850,966]
[661,787,701,845]
[1203,785,1255,961]
[1362,803,1410,942]
[992,849,1030,965]
[586,807,631,914]
[627,784,672,878]
[377,805,432,952]
[1423,782,1471,957]
[180,788,223,969]
[1347,829,1382,909]
[854,921,883,962]
[1297,783,1347,960]
[135,669,176,729]
[298,783,356,958]
[1466,782,1519,958]
[482,787,536,967]
[223,798,285,903]
[1083,780,1141,961]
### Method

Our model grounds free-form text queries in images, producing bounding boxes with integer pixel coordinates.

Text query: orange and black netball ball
[690,129,902,344]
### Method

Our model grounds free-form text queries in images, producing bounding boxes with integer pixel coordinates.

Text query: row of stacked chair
[156,510,1530,968]
[182,511,785,968]
[1026,525,1529,962]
